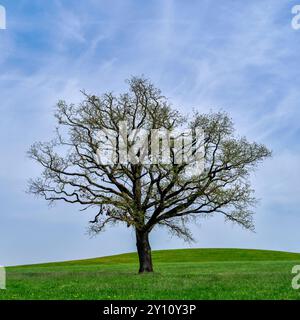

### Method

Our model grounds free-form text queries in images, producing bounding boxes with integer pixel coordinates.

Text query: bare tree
[28,77,271,273]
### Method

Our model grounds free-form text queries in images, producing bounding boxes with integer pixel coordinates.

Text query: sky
[0,0,300,266]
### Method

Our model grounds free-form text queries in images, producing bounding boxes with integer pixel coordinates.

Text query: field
[1,248,300,300]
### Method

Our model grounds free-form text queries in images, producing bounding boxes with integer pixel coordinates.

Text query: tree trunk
[136,230,153,273]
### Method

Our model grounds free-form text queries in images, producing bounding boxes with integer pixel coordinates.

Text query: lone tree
[28,77,271,273]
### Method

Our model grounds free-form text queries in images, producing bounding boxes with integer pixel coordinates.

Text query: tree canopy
[28,77,271,272]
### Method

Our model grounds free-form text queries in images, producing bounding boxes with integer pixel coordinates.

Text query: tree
[28,77,271,273]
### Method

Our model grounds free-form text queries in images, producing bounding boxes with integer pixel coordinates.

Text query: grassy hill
[1,248,300,300]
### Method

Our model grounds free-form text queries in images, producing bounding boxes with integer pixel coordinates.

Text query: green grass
[1,248,300,300]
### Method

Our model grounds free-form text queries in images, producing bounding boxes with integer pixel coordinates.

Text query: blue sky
[1,0,300,265]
